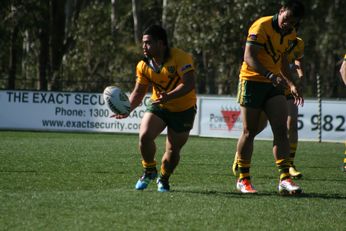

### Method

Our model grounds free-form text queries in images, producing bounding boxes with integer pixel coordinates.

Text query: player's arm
[280,53,295,86]
[113,82,147,119]
[294,57,305,94]
[152,70,195,105]
[244,44,268,77]
[281,54,304,106]
[128,82,148,110]
[244,44,284,86]
[295,58,304,79]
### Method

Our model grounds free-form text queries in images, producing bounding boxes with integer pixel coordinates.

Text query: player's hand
[290,84,304,106]
[267,73,286,87]
[110,113,129,119]
[152,92,169,105]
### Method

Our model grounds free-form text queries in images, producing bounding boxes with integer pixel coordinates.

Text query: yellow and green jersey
[287,37,304,64]
[136,48,196,112]
[240,15,298,82]
[284,37,304,96]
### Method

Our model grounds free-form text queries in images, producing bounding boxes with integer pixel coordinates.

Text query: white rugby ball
[103,86,131,115]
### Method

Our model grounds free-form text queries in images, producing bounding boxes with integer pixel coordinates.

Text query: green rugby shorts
[237,79,285,109]
[146,103,197,133]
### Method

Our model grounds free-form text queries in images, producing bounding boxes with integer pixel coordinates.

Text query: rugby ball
[103,86,131,115]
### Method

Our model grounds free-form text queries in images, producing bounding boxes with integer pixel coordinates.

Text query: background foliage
[0,0,345,97]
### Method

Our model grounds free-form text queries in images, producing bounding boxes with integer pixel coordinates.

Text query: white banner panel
[297,100,346,141]
[199,97,243,138]
[1,90,344,142]
[0,90,199,135]
[199,97,345,142]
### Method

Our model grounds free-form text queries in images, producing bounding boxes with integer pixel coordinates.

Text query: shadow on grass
[172,189,346,200]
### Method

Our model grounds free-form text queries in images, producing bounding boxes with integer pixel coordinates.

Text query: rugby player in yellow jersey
[234,0,305,195]
[285,37,305,178]
[232,37,305,178]
[113,25,197,192]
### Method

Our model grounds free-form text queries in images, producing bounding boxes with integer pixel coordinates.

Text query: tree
[169,0,278,95]
[131,0,140,44]
[8,8,21,90]
[111,0,117,36]
[1,0,345,98]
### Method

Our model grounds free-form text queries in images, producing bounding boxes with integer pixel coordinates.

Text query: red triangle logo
[221,110,241,130]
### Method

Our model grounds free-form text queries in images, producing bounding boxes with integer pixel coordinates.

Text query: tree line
[1,0,345,98]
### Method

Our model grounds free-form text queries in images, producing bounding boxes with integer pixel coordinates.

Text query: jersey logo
[167,66,176,74]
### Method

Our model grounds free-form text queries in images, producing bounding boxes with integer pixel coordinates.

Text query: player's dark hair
[143,24,169,47]
[143,24,170,59]
[282,0,305,19]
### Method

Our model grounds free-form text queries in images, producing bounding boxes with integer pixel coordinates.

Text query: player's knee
[162,152,180,167]
[139,133,154,146]
[242,128,257,139]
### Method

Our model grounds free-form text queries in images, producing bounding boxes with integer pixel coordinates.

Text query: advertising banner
[0,90,200,135]
[1,90,344,142]
[199,97,345,142]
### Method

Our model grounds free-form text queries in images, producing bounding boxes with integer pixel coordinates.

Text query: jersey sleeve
[135,61,149,85]
[246,20,267,47]
[287,38,304,63]
[295,39,305,60]
[176,51,194,77]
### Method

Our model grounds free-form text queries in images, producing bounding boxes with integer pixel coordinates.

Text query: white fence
[0,90,345,142]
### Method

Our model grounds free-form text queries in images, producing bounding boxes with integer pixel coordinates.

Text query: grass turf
[0,131,345,230]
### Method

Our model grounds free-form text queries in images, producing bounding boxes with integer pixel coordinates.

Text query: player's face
[142,35,160,58]
[278,8,299,33]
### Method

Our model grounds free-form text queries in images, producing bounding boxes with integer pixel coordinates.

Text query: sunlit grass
[0,131,345,230]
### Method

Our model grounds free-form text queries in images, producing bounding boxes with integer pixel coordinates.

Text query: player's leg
[286,99,302,178]
[235,106,262,193]
[157,129,190,192]
[235,80,271,193]
[135,112,166,190]
[265,95,290,161]
[264,95,302,195]
[157,106,196,192]
[257,111,269,133]
[232,111,268,176]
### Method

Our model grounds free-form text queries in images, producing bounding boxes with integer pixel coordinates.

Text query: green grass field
[0,131,345,231]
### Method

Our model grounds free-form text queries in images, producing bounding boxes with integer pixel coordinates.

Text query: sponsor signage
[0,90,344,142]
[199,97,345,142]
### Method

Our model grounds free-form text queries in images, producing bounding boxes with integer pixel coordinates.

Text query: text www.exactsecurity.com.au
[41,119,140,131]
